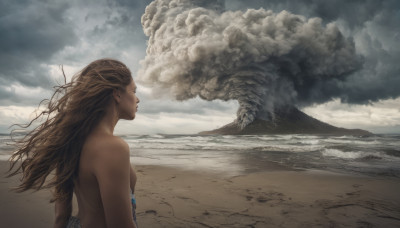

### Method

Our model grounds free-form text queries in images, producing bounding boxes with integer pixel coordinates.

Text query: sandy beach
[1,160,400,228]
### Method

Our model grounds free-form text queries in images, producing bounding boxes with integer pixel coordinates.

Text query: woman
[7,59,140,228]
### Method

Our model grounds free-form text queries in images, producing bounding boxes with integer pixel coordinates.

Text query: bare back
[74,133,134,228]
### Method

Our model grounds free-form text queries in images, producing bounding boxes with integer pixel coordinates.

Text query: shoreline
[1,161,400,227]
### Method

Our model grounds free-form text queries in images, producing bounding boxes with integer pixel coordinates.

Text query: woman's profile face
[118,79,140,120]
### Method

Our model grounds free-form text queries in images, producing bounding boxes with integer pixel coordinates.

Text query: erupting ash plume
[138,0,362,129]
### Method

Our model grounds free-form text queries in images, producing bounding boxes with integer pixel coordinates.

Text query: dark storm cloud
[0,0,152,105]
[93,0,151,33]
[0,0,77,88]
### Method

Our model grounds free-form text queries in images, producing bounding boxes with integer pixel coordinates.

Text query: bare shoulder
[84,134,130,163]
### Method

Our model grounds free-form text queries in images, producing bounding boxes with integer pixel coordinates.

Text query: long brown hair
[7,58,133,202]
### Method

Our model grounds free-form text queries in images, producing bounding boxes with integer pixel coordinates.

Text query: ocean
[2,134,400,178]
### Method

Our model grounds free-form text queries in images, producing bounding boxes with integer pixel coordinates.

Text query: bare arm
[53,193,72,228]
[94,138,137,228]
[130,165,137,194]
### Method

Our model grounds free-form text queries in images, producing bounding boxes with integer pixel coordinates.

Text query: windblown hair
[7,58,133,202]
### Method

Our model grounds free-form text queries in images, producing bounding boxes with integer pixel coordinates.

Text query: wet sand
[1,161,400,227]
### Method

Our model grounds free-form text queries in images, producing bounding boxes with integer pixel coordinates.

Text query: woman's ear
[113,88,121,103]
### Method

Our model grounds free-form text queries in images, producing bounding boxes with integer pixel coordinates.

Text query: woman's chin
[120,114,135,120]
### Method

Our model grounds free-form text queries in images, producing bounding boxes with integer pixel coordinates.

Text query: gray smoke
[138,0,362,128]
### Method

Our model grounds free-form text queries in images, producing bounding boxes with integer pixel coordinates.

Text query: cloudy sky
[0,0,399,135]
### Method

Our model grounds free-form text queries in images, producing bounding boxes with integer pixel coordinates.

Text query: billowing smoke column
[138,0,362,129]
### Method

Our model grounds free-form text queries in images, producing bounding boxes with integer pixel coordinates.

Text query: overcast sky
[0,0,399,135]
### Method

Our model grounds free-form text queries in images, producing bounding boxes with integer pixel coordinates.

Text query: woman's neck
[92,102,119,136]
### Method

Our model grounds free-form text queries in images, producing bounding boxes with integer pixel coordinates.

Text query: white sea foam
[150,134,165,139]
[293,135,322,139]
[321,148,381,159]
[259,145,323,153]
[323,138,379,145]
[277,135,294,140]
[299,139,320,145]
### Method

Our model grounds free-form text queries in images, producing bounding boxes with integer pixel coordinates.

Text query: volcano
[199,106,372,136]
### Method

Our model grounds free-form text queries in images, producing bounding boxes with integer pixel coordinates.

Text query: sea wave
[322,148,370,159]
[322,138,380,145]
[321,148,400,161]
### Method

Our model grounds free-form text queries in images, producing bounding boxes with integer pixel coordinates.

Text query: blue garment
[66,216,80,228]
[131,192,138,227]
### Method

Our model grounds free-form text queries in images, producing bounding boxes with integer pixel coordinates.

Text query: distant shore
[1,161,400,227]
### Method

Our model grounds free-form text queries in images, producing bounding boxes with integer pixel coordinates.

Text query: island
[200,106,372,136]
